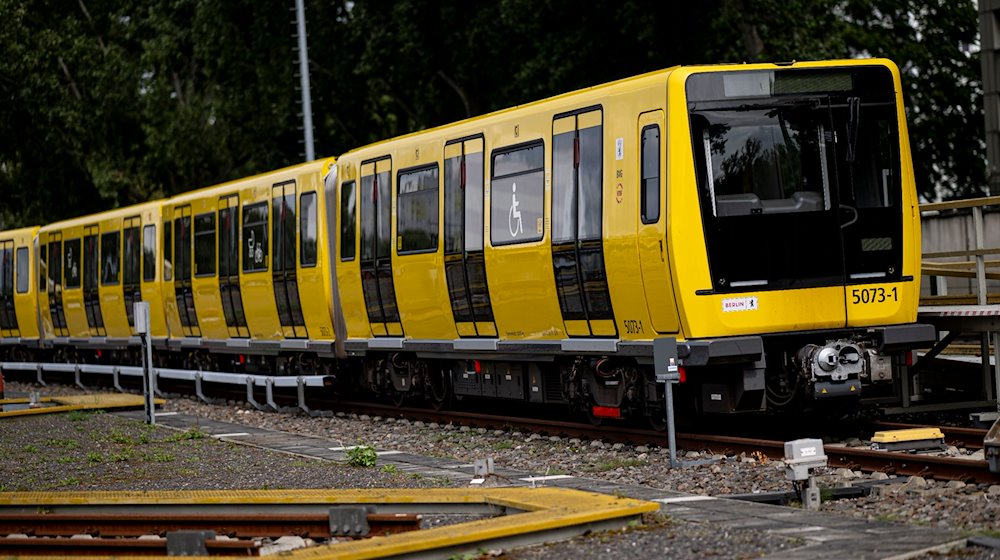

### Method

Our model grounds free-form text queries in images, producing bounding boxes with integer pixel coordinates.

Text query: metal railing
[921,195,1000,305]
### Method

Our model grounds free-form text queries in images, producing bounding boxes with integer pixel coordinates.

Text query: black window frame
[123,223,141,287]
[340,180,356,261]
[100,230,120,286]
[300,191,318,267]
[15,246,28,294]
[396,163,440,254]
[490,140,546,246]
[38,244,47,292]
[242,201,269,273]
[163,221,173,282]
[194,211,216,277]
[641,124,661,224]
[64,238,82,289]
[142,224,156,282]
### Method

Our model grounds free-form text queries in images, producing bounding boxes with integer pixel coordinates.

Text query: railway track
[328,401,1000,484]
[0,511,422,556]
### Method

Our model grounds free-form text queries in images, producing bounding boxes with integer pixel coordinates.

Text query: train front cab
[0,227,41,352]
[664,59,935,412]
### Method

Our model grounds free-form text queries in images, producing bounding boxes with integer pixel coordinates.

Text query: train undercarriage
[0,323,935,427]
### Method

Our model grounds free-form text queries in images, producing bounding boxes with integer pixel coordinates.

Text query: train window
[340,180,356,261]
[242,201,268,272]
[397,165,439,253]
[641,125,660,224]
[16,247,28,294]
[444,148,485,253]
[218,206,238,277]
[491,142,544,246]
[39,245,46,291]
[101,231,120,285]
[64,238,81,289]
[142,225,156,282]
[272,186,296,272]
[0,243,11,302]
[300,191,317,266]
[194,212,216,277]
[163,221,172,281]
[173,216,191,282]
[123,225,141,286]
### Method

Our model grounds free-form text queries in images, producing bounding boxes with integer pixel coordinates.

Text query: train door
[444,136,497,337]
[122,217,142,330]
[551,109,616,337]
[83,226,106,337]
[218,195,249,338]
[13,237,38,339]
[271,181,308,338]
[0,240,17,337]
[173,205,201,337]
[46,233,68,337]
[359,157,402,337]
[636,111,679,333]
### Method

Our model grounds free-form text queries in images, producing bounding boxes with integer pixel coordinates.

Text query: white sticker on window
[722,296,758,312]
[615,138,624,160]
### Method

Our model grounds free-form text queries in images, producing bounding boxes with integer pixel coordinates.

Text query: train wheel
[428,367,450,411]
[647,412,667,432]
[390,388,406,407]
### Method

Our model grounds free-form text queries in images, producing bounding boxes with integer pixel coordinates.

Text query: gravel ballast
[4,381,1000,558]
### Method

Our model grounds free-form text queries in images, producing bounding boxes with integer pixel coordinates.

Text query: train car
[0,227,41,353]
[36,202,165,356]
[159,159,339,374]
[333,58,933,423]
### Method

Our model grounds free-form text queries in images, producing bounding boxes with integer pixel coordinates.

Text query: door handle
[658,240,664,262]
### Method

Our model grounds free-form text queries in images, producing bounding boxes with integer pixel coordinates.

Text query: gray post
[295,0,315,161]
[654,337,715,468]
[135,301,154,425]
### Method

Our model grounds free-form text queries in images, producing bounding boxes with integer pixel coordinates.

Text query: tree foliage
[0,0,984,228]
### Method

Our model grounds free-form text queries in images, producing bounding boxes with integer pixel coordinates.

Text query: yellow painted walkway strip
[0,394,163,418]
[0,488,660,559]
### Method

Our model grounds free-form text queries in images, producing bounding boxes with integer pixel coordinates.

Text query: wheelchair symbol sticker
[508,182,523,238]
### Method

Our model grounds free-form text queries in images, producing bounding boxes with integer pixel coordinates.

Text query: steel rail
[0,536,258,556]
[673,433,999,484]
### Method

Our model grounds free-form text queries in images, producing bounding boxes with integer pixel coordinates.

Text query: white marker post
[134,301,154,425]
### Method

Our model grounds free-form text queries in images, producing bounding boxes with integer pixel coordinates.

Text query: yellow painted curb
[0,487,660,559]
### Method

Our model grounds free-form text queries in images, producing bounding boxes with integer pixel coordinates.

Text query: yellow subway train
[0,59,935,423]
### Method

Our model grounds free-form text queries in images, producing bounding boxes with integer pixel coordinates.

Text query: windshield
[687,66,903,293]
[700,104,831,217]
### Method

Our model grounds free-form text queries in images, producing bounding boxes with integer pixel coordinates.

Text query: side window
[397,165,439,253]
[300,191,318,266]
[163,221,172,281]
[641,125,660,223]
[123,225,140,286]
[340,180,356,261]
[16,247,28,294]
[242,201,268,272]
[174,216,191,282]
[39,244,47,291]
[218,204,239,277]
[64,238,82,289]
[100,231,120,285]
[142,225,156,282]
[194,212,216,277]
[491,142,545,245]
